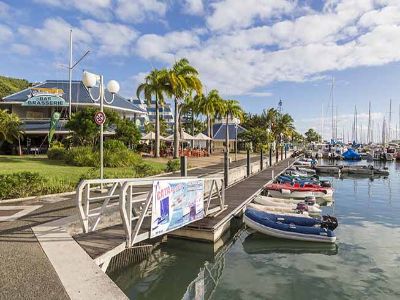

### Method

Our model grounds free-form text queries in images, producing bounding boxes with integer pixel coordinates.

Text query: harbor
[108,159,400,300]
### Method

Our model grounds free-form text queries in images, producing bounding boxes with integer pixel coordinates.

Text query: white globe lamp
[82,71,97,88]
[107,80,120,94]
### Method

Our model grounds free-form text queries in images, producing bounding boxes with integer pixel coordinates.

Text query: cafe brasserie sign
[22,87,68,107]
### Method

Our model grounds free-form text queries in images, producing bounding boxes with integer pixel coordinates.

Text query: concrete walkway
[0,152,287,299]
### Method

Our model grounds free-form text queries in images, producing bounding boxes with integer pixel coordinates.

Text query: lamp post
[82,71,120,182]
[234,119,238,161]
[267,126,272,166]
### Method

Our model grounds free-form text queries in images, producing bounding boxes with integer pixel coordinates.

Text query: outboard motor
[320,180,331,188]
[321,215,338,231]
[296,203,308,213]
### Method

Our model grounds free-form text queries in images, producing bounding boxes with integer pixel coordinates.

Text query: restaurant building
[0,80,146,150]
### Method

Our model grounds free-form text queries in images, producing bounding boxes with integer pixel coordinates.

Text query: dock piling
[180,156,187,177]
[246,149,250,176]
[224,151,229,188]
[260,149,264,170]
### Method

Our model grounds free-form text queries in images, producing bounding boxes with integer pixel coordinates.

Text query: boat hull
[244,213,336,243]
[267,188,333,200]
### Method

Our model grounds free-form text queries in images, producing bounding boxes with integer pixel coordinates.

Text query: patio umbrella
[141,131,166,140]
[194,132,212,140]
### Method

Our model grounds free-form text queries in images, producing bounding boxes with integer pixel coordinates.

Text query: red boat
[265,183,333,199]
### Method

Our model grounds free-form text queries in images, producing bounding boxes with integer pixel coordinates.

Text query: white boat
[247,203,310,217]
[253,196,321,214]
[267,188,333,200]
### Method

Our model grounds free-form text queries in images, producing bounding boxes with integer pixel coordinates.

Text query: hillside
[0,75,30,99]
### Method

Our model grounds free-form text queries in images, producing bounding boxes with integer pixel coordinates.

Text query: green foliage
[133,161,161,177]
[0,172,72,200]
[304,128,322,143]
[0,109,23,143]
[0,75,30,99]
[239,128,270,152]
[64,146,98,167]
[165,159,180,172]
[47,146,66,160]
[114,118,141,148]
[104,139,126,151]
[65,107,129,146]
[144,118,169,136]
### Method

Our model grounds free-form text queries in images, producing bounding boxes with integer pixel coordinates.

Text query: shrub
[133,162,160,177]
[64,146,98,167]
[47,146,66,160]
[104,139,126,151]
[165,159,180,172]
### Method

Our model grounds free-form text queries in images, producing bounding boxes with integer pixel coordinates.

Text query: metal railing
[119,177,226,248]
[76,177,226,246]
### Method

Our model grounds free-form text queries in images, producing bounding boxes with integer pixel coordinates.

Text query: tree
[115,118,141,149]
[166,58,202,158]
[136,69,169,158]
[144,118,168,137]
[222,100,243,153]
[0,75,30,99]
[0,109,24,155]
[65,107,129,146]
[238,128,269,152]
[275,113,295,142]
[197,90,224,153]
[305,128,322,143]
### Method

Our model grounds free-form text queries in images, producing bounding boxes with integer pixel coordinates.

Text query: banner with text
[150,179,204,238]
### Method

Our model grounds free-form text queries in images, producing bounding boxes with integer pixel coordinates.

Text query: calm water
[109,160,400,300]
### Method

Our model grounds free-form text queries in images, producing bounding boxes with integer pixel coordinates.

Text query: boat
[293,158,317,167]
[340,165,389,176]
[253,196,321,214]
[247,203,310,216]
[342,148,361,160]
[264,183,333,200]
[242,233,338,255]
[313,165,341,174]
[276,175,331,188]
[244,208,337,243]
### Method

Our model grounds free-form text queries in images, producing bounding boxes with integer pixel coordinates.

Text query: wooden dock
[73,156,296,264]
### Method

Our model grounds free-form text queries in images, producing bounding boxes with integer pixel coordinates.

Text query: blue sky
[1,0,400,140]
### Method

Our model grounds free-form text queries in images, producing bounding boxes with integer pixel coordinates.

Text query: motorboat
[253,195,321,214]
[264,183,333,200]
[244,208,337,243]
[276,175,331,188]
[247,203,310,216]
[340,165,389,176]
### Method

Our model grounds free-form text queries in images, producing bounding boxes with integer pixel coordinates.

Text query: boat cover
[342,148,361,160]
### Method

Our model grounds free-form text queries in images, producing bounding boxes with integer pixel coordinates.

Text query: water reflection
[243,231,338,256]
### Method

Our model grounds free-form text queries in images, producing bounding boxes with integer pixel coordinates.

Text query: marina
[109,159,400,299]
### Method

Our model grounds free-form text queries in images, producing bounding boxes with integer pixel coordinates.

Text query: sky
[1,0,400,140]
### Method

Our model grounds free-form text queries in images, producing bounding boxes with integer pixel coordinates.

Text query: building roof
[2,80,146,114]
[207,123,247,140]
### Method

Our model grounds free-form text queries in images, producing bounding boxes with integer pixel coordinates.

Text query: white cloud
[80,19,138,56]
[244,91,273,97]
[34,0,112,19]
[182,0,204,16]
[115,0,167,23]
[10,43,31,55]
[206,0,296,32]
[134,0,400,96]
[0,24,12,43]
[0,1,10,18]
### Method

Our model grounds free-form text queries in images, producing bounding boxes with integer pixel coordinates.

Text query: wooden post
[180,156,187,177]
[260,148,263,170]
[269,146,272,166]
[247,149,250,176]
[224,151,229,188]
[281,145,283,160]
[285,145,287,159]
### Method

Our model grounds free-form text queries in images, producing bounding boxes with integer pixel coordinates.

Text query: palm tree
[0,109,24,155]
[136,69,168,158]
[167,58,202,158]
[222,100,243,153]
[197,89,224,153]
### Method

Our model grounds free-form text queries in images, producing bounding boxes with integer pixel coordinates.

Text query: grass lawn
[0,155,167,198]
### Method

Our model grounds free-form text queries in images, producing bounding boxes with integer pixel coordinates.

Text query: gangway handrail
[119,177,226,248]
[76,177,197,233]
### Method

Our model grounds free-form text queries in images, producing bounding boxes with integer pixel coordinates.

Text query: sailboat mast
[367,101,371,143]
[389,99,392,141]
[321,103,324,142]
[331,77,335,141]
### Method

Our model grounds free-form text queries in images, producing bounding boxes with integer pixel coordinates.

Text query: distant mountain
[0,75,30,99]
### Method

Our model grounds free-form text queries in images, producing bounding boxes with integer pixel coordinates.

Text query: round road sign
[94,111,106,125]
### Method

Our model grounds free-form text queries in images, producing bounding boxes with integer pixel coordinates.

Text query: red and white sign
[94,111,106,125]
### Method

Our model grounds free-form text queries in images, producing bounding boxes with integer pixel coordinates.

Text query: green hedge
[165,159,180,172]
[0,172,73,200]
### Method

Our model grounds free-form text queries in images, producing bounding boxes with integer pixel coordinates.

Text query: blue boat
[342,148,361,160]
[244,208,337,243]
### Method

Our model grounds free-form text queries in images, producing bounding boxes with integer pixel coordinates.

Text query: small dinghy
[244,208,337,243]
[253,195,321,214]
[265,183,333,200]
[248,203,311,216]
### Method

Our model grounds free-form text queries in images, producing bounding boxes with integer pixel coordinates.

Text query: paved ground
[0,152,286,299]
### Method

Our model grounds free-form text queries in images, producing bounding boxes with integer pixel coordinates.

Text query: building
[129,99,174,134]
[0,80,146,149]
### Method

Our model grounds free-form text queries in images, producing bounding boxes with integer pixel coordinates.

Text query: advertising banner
[150,179,204,238]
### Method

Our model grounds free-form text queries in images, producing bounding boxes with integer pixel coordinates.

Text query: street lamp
[267,126,272,166]
[82,71,120,183]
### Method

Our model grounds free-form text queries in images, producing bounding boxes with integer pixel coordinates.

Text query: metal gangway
[76,176,226,270]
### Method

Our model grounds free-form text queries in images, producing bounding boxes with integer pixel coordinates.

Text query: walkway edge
[32,223,128,300]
